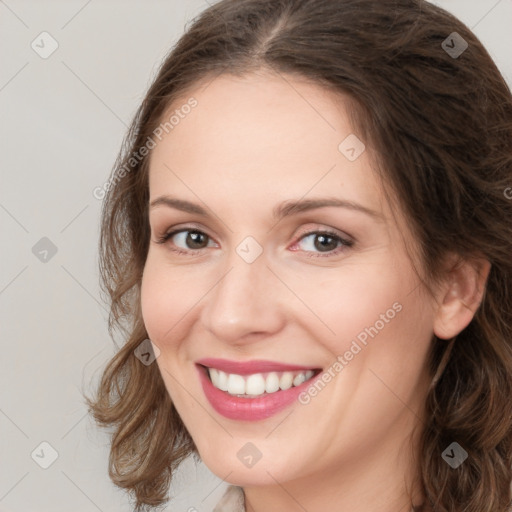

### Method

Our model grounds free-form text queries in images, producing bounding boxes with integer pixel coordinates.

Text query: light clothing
[213,485,245,512]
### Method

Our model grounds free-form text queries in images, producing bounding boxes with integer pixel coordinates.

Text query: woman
[87,0,512,511]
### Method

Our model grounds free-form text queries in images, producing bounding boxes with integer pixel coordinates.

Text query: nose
[200,251,286,346]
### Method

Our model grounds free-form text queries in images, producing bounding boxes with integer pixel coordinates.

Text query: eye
[154,226,354,258]
[155,228,217,254]
[292,230,354,257]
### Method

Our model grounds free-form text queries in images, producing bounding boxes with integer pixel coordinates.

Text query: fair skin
[140,70,490,512]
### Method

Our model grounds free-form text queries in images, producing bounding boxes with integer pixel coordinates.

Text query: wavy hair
[86,0,512,510]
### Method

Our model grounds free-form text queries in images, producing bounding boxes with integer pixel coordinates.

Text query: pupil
[314,234,337,252]
[187,231,207,248]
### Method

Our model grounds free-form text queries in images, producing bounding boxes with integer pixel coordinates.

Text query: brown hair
[86,0,512,510]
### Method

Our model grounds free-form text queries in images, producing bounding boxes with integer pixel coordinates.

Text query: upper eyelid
[159,225,353,249]
[151,211,355,241]
[157,223,349,238]
[159,224,218,243]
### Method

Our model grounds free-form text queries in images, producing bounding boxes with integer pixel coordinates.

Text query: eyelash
[155,226,354,258]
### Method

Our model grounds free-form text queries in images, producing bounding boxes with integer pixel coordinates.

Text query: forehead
[148,71,386,219]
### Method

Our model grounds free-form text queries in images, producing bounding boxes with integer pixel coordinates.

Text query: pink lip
[196,358,316,375]
[195,360,321,422]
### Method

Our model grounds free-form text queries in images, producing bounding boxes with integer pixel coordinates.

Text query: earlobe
[433,255,491,340]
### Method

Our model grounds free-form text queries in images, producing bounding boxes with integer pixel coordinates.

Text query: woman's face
[141,71,437,487]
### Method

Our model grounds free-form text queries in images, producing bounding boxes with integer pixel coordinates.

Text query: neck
[243,410,425,512]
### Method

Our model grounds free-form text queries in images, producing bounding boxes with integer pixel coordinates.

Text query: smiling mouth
[199,365,321,398]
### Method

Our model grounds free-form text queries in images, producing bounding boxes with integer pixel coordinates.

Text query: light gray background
[1,1,511,511]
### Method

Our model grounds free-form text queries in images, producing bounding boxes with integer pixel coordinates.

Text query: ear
[433,254,491,340]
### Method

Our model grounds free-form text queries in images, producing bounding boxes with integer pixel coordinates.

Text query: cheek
[295,255,433,384]
[140,251,221,351]
[291,259,409,350]
[140,255,193,344]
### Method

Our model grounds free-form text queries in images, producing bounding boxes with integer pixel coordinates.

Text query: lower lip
[197,365,317,421]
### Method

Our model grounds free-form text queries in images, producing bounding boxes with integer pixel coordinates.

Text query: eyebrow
[149,196,384,222]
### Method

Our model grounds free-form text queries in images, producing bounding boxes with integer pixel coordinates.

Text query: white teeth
[209,368,220,388]
[265,372,280,393]
[279,372,294,390]
[217,370,229,391]
[293,373,306,387]
[227,374,245,395]
[207,368,317,397]
[210,368,230,392]
[246,374,266,395]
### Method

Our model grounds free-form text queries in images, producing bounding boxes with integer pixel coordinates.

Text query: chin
[195,437,303,486]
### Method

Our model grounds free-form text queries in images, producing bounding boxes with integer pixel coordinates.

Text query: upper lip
[196,358,319,375]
